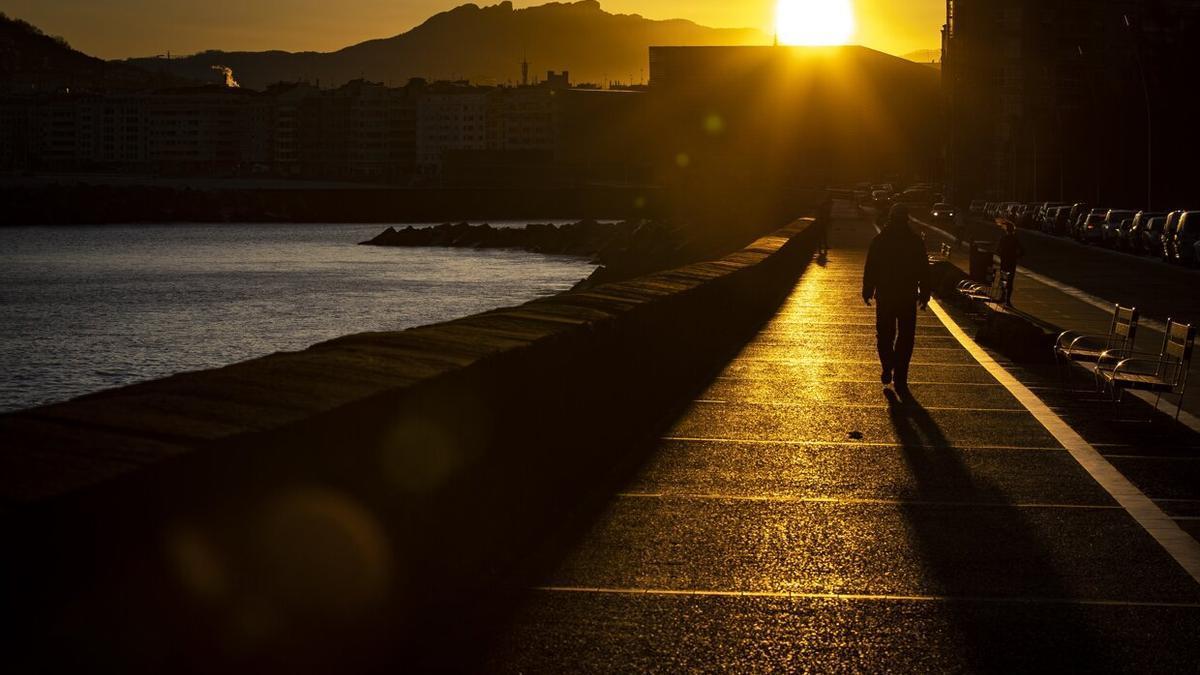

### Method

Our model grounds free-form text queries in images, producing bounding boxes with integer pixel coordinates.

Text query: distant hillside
[903,49,941,64]
[0,13,191,91]
[124,1,769,90]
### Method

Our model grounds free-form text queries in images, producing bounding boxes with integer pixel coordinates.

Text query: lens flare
[775,0,856,46]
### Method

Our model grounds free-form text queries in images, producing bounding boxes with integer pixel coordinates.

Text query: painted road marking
[930,299,1200,585]
[1105,454,1200,461]
[730,358,986,367]
[713,376,1007,386]
[662,436,1062,452]
[535,585,1200,609]
[691,400,1026,413]
[615,493,1119,510]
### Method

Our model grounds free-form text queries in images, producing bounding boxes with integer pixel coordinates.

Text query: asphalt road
[483,210,1200,672]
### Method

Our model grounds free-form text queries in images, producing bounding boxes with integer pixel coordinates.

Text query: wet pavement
[485,209,1200,672]
[912,215,1200,546]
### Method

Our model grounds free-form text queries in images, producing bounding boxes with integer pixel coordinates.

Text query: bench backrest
[1110,305,1139,351]
[1158,320,1195,389]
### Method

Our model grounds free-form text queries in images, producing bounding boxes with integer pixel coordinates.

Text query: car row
[976,199,1200,266]
[858,182,944,211]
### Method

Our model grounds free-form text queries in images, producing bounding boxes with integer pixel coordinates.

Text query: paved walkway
[486,210,1200,672]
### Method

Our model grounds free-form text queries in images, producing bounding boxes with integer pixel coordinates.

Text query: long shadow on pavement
[885,387,1108,672]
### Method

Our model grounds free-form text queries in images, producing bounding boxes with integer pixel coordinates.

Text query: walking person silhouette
[814,197,833,254]
[862,204,930,391]
[996,222,1025,306]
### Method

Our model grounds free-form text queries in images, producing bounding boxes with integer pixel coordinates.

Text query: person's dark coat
[997,232,1025,271]
[862,223,930,307]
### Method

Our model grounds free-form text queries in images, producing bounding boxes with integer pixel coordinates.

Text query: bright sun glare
[775,0,856,46]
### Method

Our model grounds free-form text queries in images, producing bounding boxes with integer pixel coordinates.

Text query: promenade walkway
[487,210,1200,671]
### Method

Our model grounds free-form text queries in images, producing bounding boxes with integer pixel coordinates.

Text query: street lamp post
[1125,14,1153,210]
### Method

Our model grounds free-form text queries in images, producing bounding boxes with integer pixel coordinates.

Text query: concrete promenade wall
[1,219,817,672]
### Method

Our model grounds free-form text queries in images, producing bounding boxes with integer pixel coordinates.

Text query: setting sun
[776,0,856,46]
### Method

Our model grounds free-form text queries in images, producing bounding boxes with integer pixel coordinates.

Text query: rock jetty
[361,220,719,290]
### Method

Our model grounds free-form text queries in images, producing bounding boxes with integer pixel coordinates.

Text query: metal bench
[928,243,953,264]
[957,270,1008,303]
[1054,304,1139,372]
[1096,319,1195,421]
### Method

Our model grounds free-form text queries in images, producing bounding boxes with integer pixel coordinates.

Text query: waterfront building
[943,0,1200,207]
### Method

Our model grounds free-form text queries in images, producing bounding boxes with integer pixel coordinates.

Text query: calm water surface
[0,223,596,412]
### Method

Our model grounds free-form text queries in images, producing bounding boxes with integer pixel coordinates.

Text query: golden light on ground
[775,0,856,46]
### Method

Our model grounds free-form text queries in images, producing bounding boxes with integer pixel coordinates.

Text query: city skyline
[2,0,944,61]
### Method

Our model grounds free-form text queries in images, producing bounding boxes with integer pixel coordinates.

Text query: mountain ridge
[122,1,769,90]
[0,12,193,91]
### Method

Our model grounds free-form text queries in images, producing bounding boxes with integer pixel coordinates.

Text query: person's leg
[893,302,918,388]
[1003,266,1016,304]
[876,304,897,384]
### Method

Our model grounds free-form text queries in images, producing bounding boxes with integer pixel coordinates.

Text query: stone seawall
[1,219,817,672]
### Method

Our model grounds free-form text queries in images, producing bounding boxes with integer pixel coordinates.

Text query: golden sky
[5,0,944,60]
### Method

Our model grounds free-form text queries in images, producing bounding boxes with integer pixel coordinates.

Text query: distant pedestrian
[863,204,930,391]
[954,208,968,248]
[814,198,833,254]
[996,222,1025,306]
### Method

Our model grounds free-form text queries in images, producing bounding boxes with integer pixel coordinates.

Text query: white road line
[615,493,1119,510]
[691,400,1025,413]
[535,585,1200,609]
[929,299,1200,585]
[713,376,1006,386]
[1105,455,1200,462]
[730,358,981,367]
[661,436,1062,452]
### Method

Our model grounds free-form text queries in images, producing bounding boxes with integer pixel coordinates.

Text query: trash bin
[969,241,993,281]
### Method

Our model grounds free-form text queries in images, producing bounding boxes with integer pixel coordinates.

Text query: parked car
[1044,206,1069,235]
[1080,212,1109,243]
[1140,216,1168,256]
[1073,208,1107,240]
[1039,201,1068,223]
[1160,211,1184,262]
[1100,210,1136,247]
[1001,202,1022,223]
[970,200,987,215]
[1172,211,1200,265]
[1066,203,1090,237]
[1039,206,1061,233]
[1125,211,1166,254]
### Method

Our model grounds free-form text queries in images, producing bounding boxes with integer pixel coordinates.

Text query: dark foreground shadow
[885,387,1110,672]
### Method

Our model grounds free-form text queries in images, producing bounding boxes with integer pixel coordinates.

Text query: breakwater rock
[362,220,718,290]
[361,220,625,256]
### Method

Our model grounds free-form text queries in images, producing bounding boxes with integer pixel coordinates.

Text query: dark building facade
[648,46,942,190]
[944,0,1200,209]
